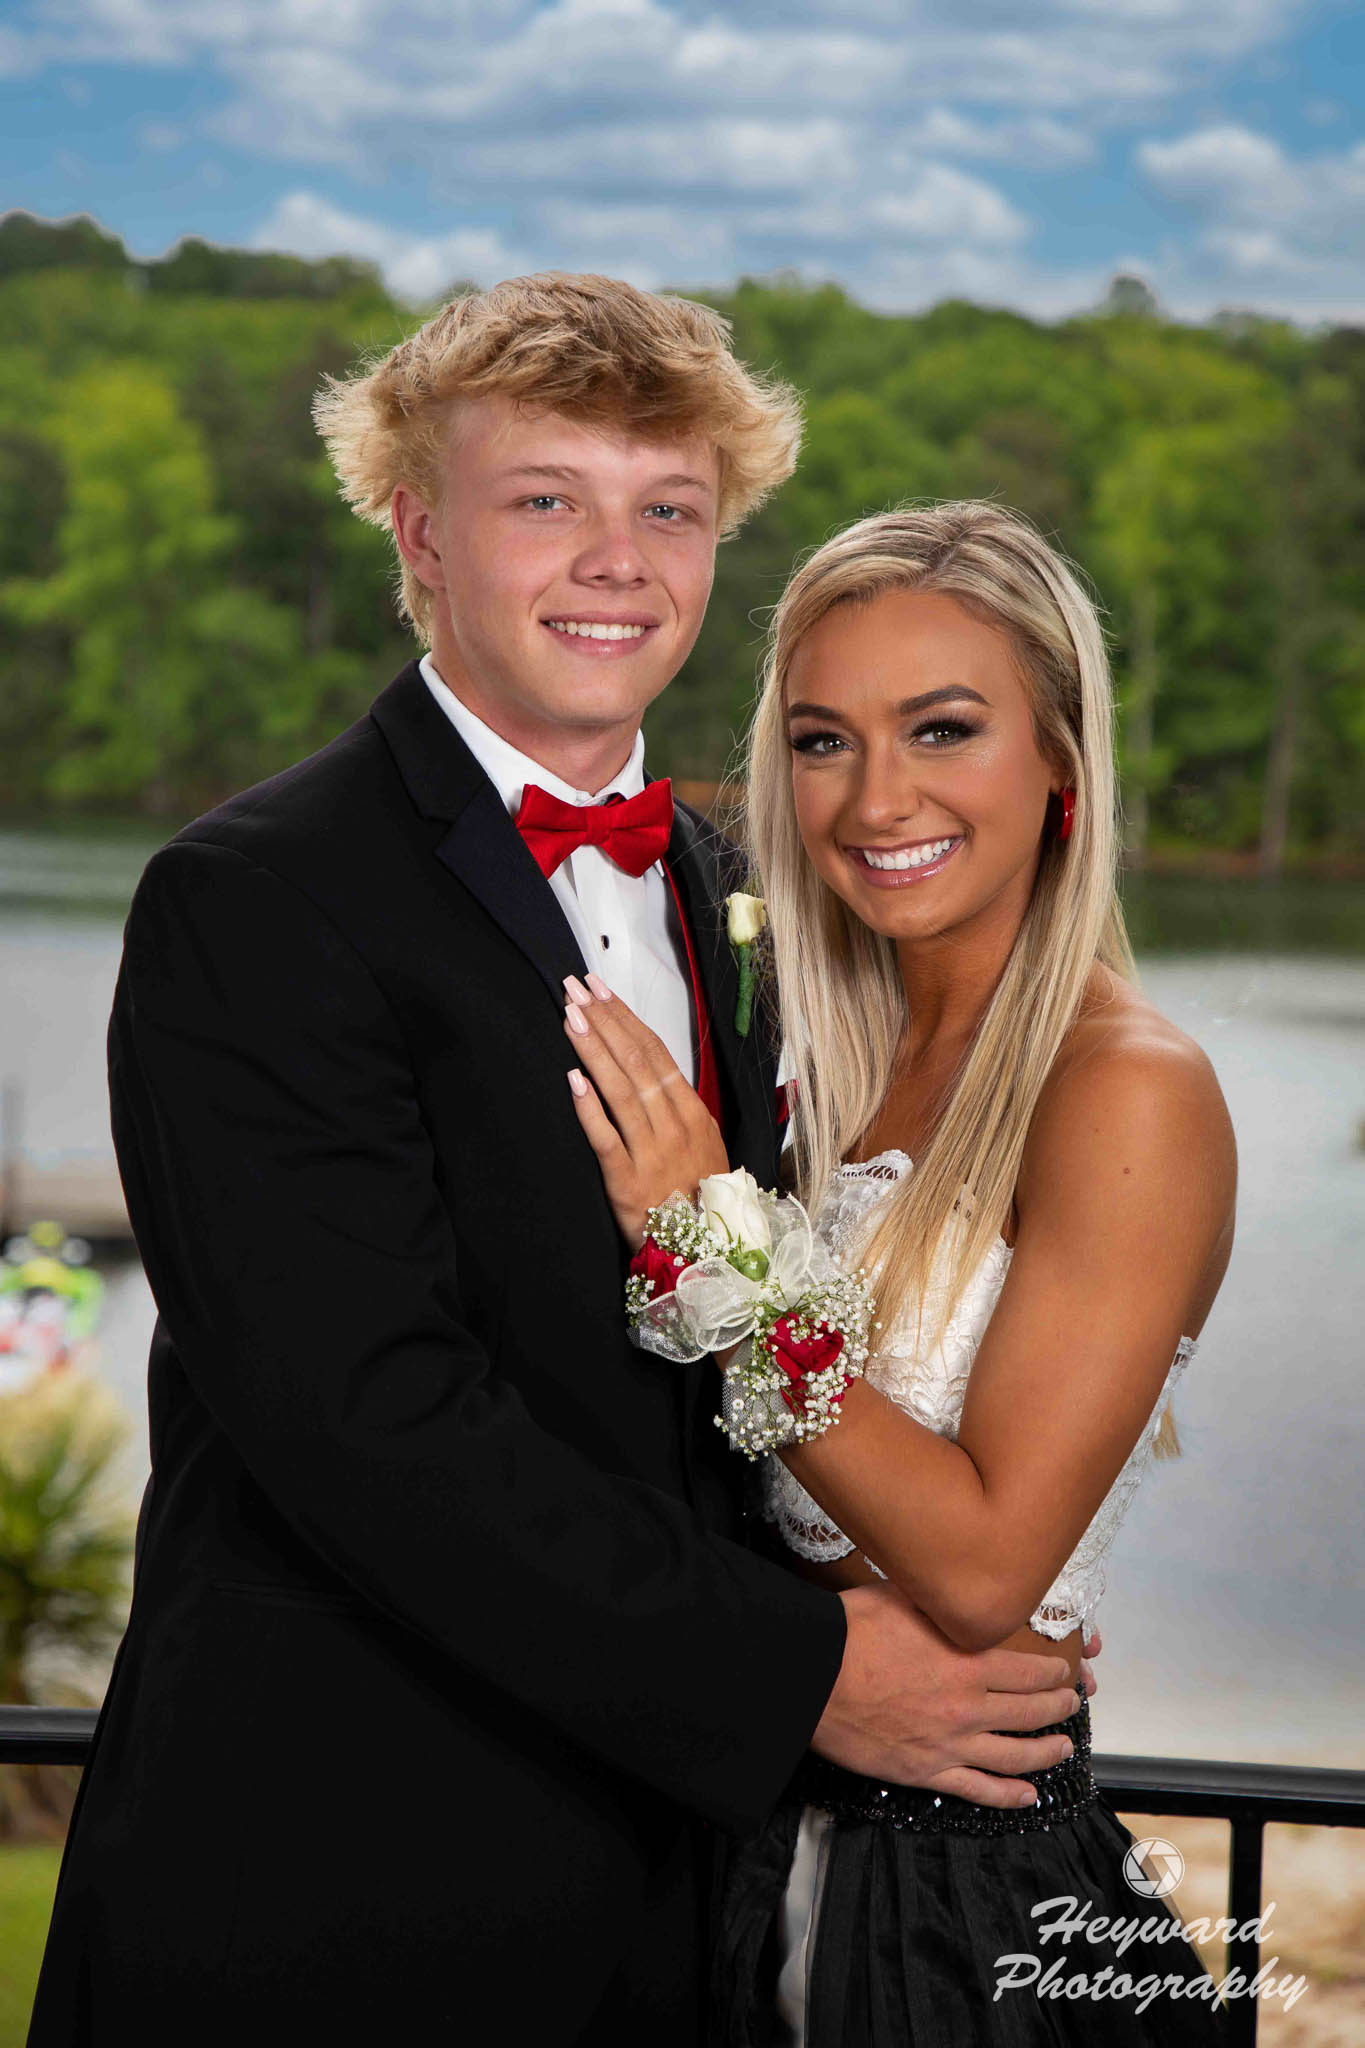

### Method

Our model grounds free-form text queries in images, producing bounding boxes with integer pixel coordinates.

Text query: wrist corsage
[626,1168,875,1459]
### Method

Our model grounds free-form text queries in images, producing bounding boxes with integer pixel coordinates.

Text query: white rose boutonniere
[725,892,767,1038]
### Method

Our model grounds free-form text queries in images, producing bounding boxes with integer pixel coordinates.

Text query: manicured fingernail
[564,975,592,1006]
[567,1067,588,1097]
[584,972,613,1001]
[1019,1789,1037,1807]
[565,1004,589,1036]
[1061,1741,1074,1759]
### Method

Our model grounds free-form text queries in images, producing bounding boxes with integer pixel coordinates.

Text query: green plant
[0,1373,134,1838]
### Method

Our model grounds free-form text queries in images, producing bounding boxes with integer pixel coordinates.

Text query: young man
[29,274,1083,2045]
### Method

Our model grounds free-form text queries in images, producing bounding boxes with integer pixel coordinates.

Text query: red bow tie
[514,778,674,880]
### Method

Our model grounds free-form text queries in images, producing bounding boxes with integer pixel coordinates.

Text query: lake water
[2,829,1363,1769]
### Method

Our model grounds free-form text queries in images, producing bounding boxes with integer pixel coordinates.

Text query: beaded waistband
[795,1682,1097,1837]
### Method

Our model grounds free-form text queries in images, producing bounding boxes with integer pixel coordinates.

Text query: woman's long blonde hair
[745,501,1178,1456]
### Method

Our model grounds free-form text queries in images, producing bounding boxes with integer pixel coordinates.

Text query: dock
[0,1154,132,1249]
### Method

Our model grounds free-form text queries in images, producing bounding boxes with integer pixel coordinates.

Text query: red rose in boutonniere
[629,1235,685,1301]
[766,1313,846,1411]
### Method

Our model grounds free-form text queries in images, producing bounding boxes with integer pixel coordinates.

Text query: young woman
[562,501,1236,2043]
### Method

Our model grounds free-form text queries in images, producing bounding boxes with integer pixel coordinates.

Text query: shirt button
[600,934,610,951]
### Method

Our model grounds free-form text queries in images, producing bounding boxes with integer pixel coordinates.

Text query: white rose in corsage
[625,1167,876,1461]
[725,892,766,1038]
[696,1167,771,1280]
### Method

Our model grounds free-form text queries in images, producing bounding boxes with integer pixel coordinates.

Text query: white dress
[761,1150,1197,2046]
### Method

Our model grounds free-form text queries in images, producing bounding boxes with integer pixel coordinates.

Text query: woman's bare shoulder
[1058,964,1219,1080]
[1023,966,1236,1198]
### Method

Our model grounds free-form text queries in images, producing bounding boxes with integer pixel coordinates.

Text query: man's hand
[813,1582,1080,1807]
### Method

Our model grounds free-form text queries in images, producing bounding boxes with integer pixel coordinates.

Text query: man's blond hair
[313,271,803,641]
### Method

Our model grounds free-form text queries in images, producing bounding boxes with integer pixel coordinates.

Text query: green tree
[0,363,337,811]
[0,249,1359,853]
[1092,422,1276,859]
[0,211,128,282]
[1254,373,1365,875]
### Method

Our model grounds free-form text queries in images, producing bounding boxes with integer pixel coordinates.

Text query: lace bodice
[761,1150,1196,1641]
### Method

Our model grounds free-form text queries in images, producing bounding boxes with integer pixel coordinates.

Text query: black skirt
[714,1685,1229,2046]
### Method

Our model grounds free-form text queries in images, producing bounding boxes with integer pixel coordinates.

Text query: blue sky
[2,0,1362,321]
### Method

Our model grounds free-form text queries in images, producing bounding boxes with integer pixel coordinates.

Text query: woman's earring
[1058,788,1076,841]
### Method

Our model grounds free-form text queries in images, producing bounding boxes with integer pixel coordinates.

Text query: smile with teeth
[545,619,650,641]
[854,837,961,871]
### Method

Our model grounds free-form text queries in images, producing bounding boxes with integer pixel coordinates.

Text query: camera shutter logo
[1123,1837,1186,1898]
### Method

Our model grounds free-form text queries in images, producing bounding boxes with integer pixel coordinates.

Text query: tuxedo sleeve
[110,839,847,1832]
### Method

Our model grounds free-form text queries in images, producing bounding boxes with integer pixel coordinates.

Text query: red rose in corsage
[623,1170,875,1459]
[628,1235,685,1302]
[766,1313,846,1413]
[624,1191,727,1332]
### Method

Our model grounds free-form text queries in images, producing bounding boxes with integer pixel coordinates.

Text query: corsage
[626,1168,875,1459]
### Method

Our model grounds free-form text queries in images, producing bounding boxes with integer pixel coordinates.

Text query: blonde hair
[313,271,803,641]
[745,501,1181,1460]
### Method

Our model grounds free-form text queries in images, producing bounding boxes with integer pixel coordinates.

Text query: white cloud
[28,0,1324,142]
[468,118,858,195]
[1139,123,1365,254]
[17,0,1362,323]
[1135,122,1365,315]
[536,197,737,284]
[0,24,39,73]
[1138,122,1287,204]
[250,190,526,300]
[869,166,1031,246]
[672,21,891,99]
[914,108,1094,170]
[137,119,184,150]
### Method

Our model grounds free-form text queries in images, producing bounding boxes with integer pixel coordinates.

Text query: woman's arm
[780,1029,1236,1651]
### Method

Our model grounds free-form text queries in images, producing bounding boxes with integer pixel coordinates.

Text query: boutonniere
[725,892,767,1038]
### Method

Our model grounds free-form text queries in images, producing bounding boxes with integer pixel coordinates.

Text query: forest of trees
[1,210,1362,873]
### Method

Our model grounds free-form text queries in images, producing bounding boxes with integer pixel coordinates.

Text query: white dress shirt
[419,654,698,1084]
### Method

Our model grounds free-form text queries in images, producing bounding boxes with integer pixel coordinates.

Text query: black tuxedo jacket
[29,664,846,2046]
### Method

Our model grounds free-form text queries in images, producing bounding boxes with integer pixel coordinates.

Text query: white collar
[418,652,647,816]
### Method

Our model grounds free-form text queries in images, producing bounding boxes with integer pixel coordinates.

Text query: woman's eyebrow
[786,686,990,721]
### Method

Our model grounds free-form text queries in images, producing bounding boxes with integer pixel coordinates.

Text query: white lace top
[761,1150,1196,1641]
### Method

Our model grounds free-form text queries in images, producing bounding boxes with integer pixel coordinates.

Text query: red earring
[1058,788,1076,841]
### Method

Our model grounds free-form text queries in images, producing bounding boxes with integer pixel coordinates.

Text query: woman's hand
[1078,1626,1101,1700]
[563,971,729,1246]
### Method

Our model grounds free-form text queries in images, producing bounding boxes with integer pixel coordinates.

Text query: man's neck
[424,651,641,796]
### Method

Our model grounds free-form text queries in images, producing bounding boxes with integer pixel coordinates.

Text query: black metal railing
[1094,1750,1364,2046]
[0,1706,98,1767]
[2,1710,1361,2046]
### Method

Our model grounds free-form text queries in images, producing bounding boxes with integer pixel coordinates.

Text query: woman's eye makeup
[789,729,847,758]
[913,717,980,744]
[789,716,981,756]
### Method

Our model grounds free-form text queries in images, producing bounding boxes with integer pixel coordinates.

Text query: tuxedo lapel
[371,663,588,1008]
[663,799,779,1183]
[435,790,589,1007]
[371,670,772,1524]
[660,797,782,1520]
